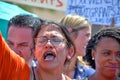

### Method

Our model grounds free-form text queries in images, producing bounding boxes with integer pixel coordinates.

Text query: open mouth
[43,51,56,61]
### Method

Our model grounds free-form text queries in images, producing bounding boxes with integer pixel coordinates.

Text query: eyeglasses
[35,37,65,47]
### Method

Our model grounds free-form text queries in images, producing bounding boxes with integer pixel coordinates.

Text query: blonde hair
[77,56,86,65]
[60,15,90,67]
[60,14,91,29]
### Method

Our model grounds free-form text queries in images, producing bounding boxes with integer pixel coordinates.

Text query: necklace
[33,67,42,80]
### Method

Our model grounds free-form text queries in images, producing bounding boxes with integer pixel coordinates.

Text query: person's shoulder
[83,65,95,77]
[117,77,120,80]
[77,63,95,77]
[83,65,95,72]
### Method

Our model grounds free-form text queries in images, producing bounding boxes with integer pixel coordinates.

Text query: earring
[92,57,94,60]
[67,56,71,60]
[32,56,38,67]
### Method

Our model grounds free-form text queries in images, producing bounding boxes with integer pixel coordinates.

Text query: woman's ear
[91,49,95,60]
[68,27,77,40]
[68,27,73,33]
[67,46,75,60]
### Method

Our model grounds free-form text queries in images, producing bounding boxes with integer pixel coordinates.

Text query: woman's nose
[110,55,117,64]
[44,40,53,48]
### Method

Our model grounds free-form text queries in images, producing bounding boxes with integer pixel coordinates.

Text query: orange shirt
[0,33,30,80]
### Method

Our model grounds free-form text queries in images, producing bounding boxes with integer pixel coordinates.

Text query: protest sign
[4,0,67,11]
[66,0,120,26]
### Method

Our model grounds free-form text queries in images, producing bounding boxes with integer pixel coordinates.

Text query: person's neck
[90,72,117,80]
[27,58,33,68]
[35,66,65,80]
[64,55,77,78]
[28,59,34,79]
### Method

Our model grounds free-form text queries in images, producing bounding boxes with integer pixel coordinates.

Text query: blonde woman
[60,14,95,80]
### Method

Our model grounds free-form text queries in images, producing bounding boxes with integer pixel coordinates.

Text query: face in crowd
[85,28,120,79]
[7,26,33,66]
[7,15,42,67]
[33,21,75,69]
[73,26,91,56]
[93,37,120,77]
[60,14,91,56]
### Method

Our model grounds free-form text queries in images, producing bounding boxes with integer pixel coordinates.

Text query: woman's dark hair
[84,27,120,69]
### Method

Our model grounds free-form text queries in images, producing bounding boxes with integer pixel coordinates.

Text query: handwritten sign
[66,0,120,26]
[4,0,67,11]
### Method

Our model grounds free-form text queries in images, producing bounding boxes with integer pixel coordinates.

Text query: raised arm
[0,33,30,80]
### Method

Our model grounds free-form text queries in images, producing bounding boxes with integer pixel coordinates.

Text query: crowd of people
[0,14,120,80]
